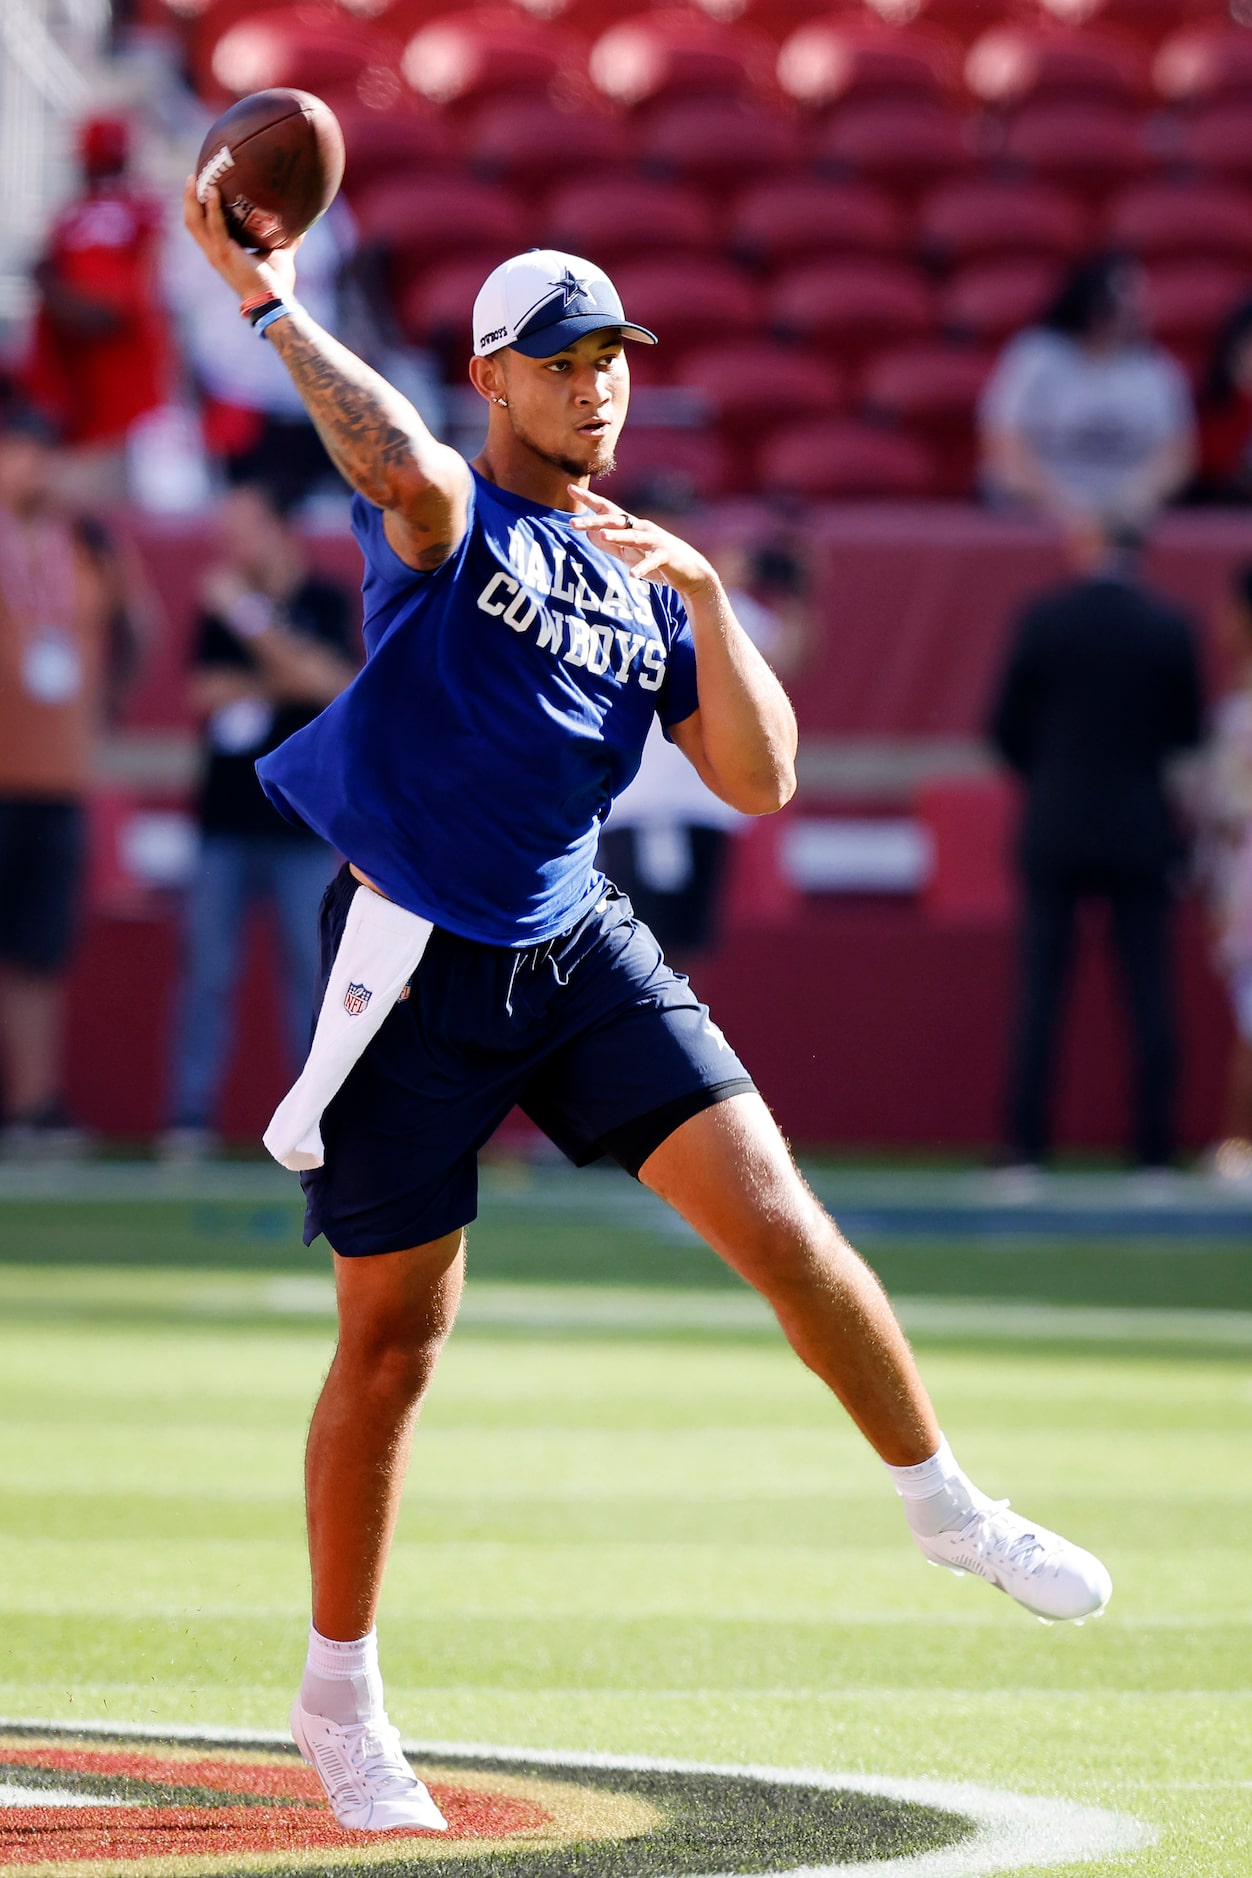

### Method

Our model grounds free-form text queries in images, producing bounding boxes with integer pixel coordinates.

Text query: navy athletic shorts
[0,798,86,974]
[302,864,755,1256]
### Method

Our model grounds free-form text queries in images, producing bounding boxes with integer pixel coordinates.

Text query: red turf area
[0,1746,551,1863]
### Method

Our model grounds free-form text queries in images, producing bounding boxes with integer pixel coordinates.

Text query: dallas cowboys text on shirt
[476,522,668,690]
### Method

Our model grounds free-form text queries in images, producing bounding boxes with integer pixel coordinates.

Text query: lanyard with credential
[0,508,82,705]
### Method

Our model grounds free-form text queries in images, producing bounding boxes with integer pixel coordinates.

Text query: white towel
[263,884,433,1171]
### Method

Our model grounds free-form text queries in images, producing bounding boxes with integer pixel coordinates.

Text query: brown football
[194,88,345,250]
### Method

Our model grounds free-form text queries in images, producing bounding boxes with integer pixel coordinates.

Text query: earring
[493,397,508,407]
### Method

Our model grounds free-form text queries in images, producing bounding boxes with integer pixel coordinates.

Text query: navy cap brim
[509,314,658,359]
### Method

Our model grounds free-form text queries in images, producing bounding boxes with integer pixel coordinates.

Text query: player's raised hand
[567,486,716,601]
[183,176,301,304]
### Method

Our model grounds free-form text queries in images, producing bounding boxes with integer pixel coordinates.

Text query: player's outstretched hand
[568,486,716,601]
[182,175,300,304]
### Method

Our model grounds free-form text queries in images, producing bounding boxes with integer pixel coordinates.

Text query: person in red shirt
[25,115,172,503]
[0,396,137,1154]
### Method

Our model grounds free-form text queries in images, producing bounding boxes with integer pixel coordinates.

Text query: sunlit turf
[0,1172,1249,1876]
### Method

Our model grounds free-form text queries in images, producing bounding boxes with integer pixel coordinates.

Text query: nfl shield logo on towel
[344,982,372,1017]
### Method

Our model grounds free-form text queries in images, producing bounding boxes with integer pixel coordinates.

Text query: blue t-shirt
[257,470,700,946]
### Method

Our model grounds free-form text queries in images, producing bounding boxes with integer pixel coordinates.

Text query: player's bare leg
[640,1093,937,1464]
[291,1229,463,1833]
[640,1093,1111,1623]
[307,1231,464,1639]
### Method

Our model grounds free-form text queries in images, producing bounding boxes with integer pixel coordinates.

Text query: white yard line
[2,1262,1250,1346]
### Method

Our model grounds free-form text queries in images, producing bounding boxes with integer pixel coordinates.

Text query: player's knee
[335,1283,457,1399]
[339,1322,445,1405]
[728,1183,835,1289]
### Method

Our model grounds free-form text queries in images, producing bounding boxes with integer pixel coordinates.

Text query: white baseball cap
[472,249,657,358]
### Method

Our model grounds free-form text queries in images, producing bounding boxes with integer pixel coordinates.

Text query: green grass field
[0,1163,1249,1876]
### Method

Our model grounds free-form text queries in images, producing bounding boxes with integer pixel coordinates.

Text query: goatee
[513,421,616,481]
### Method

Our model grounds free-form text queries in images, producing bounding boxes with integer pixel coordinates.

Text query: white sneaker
[911,1497,1112,1624]
[290,1699,448,1832]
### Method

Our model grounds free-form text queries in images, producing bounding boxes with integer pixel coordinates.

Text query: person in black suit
[988,523,1204,1169]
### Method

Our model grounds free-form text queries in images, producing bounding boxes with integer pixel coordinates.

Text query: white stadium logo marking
[0,1721,1154,1876]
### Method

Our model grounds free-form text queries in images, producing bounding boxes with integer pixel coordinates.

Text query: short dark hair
[747,543,806,596]
[1042,252,1134,340]
[0,386,59,445]
[226,476,300,524]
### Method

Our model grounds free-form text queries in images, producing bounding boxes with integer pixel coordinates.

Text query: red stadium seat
[353,176,529,284]
[860,340,993,426]
[859,340,993,494]
[757,418,937,498]
[541,175,719,260]
[940,257,1062,343]
[607,426,736,503]
[1179,104,1252,183]
[611,257,762,337]
[338,108,454,200]
[775,20,961,110]
[378,0,484,35]
[401,9,587,108]
[542,177,719,262]
[1060,0,1209,50]
[965,23,1150,109]
[733,0,855,44]
[917,177,1088,267]
[463,97,631,186]
[1144,259,1252,353]
[503,0,644,36]
[1154,25,1252,106]
[588,13,777,106]
[812,100,974,194]
[637,98,801,190]
[1106,181,1252,266]
[729,177,904,267]
[202,8,406,110]
[769,257,935,355]
[397,251,511,347]
[999,100,1149,192]
[915,0,1032,47]
[670,341,845,435]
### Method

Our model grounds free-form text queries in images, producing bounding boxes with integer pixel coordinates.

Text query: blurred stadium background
[5,0,1252,1158]
[2,9,1252,1877]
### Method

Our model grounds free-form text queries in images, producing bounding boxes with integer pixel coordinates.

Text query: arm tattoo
[267,309,457,521]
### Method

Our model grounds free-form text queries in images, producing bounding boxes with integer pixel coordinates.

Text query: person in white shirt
[980,252,1195,535]
[600,541,806,955]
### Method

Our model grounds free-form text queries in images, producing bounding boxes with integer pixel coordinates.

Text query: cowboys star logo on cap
[473,249,658,359]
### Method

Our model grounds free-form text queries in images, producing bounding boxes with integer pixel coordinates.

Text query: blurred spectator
[600,539,807,958]
[980,253,1195,535]
[0,400,141,1155]
[1195,299,1252,505]
[164,206,355,512]
[160,485,358,1159]
[24,115,172,506]
[987,522,1204,1175]
[1197,565,1252,1182]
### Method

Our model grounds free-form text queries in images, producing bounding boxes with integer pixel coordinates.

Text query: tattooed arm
[182,177,469,572]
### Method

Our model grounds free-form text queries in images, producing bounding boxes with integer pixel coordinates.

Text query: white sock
[299,1624,385,1726]
[885,1435,989,1538]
